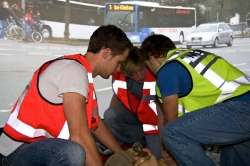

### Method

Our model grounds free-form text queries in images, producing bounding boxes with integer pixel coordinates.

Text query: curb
[45,38,89,46]
[47,35,249,46]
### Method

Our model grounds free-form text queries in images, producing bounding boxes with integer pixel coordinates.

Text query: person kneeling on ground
[140,34,250,166]
[0,25,133,166]
[104,46,164,160]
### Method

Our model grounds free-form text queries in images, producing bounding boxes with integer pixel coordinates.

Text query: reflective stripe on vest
[181,50,250,103]
[142,102,158,134]
[113,79,157,115]
[112,69,158,134]
[7,82,61,138]
[157,49,250,116]
[143,124,158,133]
[113,80,127,94]
[4,54,99,142]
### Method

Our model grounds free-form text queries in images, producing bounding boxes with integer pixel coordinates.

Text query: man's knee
[62,141,86,165]
[104,103,125,121]
[103,107,116,122]
[162,123,175,138]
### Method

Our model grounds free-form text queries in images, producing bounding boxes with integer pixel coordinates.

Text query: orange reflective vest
[4,54,99,143]
[112,68,158,134]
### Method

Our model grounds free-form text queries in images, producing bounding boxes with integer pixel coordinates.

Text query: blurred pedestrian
[33,10,42,33]
[0,0,11,39]
[24,8,34,41]
[10,4,24,28]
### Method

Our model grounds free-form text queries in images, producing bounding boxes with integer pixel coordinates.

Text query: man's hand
[133,148,158,166]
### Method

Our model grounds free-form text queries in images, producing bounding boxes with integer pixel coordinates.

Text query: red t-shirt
[25,12,33,24]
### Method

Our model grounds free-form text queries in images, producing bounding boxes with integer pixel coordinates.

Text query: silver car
[186,22,234,49]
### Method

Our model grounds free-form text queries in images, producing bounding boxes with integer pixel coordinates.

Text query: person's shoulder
[163,60,184,70]
[158,60,189,78]
[49,60,88,80]
[53,59,86,69]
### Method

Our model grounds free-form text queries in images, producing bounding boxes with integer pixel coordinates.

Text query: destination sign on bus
[108,4,134,11]
[156,8,191,15]
[176,10,190,14]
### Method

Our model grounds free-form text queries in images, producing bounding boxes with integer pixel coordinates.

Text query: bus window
[32,0,104,39]
[139,12,143,20]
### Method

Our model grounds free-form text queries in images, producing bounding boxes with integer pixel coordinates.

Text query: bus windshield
[104,2,196,44]
[106,11,136,32]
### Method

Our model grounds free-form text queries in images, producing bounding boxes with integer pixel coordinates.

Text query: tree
[64,0,70,40]
[215,0,224,21]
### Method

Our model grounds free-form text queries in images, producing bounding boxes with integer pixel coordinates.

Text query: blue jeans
[104,101,161,159]
[25,22,35,37]
[2,138,86,166]
[162,101,250,166]
[1,20,7,38]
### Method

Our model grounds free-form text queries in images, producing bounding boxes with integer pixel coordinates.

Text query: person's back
[140,34,250,166]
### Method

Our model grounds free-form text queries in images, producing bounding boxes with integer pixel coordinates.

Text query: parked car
[186,22,234,49]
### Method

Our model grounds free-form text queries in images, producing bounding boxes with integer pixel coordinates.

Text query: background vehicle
[186,22,234,48]
[104,1,196,43]
[27,0,104,40]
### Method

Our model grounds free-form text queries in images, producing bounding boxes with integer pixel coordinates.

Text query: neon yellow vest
[156,49,250,117]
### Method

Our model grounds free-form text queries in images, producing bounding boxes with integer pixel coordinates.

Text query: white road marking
[54,54,62,57]
[28,52,52,55]
[95,87,112,92]
[0,110,10,113]
[233,63,247,66]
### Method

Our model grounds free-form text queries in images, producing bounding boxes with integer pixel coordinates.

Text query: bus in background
[104,1,196,44]
[27,0,104,40]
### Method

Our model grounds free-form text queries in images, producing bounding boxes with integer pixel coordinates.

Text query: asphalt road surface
[1,38,250,128]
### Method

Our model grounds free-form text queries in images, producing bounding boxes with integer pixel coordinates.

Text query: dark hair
[87,25,133,56]
[26,8,33,13]
[140,34,176,60]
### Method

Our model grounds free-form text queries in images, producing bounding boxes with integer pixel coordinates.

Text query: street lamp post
[21,0,25,13]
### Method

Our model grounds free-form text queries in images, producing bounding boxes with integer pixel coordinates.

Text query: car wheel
[227,37,233,46]
[187,45,192,49]
[179,33,184,44]
[212,38,219,48]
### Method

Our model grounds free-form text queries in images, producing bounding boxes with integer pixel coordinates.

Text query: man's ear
[103,48,112,60]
